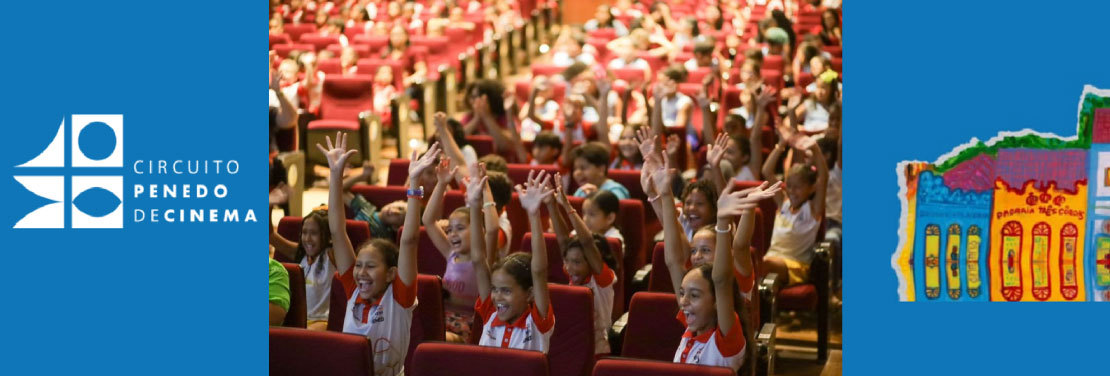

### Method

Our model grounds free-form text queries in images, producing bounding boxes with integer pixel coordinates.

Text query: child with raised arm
[761,126,829,287]
[421,157,479,343]
[551,178,620,355]
[325,134,437,376]
[472,170,556,353]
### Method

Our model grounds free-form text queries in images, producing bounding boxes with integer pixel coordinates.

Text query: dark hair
[744,48,764,64]
[479,155,508,173]
[361,238,400,268]
[492,252,534,290]
[730,133,752,160]
[770,9,796,48]
[533,130,564,150]
[682,179,719,220]
[586,190,620,218]
[573,142,612,171]
[485,171,513,211]
[328,18,346,33]
[561,61,590,82]
[447,118,470,147]
[614,125,644,166]
[693,41,715,56]
[788,163,819,187]
[683,17,700,38]
[299,209,333,277]
[707,5,725,30]
[818,137,838,166]
[662,65,688,83]
[799,42,821,71]
[465,79,507,118]
[565,233,619,271]
[822,9,841,31]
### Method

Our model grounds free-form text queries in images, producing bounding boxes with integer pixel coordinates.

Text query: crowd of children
[269,0,842,375]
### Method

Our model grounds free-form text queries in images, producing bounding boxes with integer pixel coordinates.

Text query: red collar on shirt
[490,306,531,329]
[354,292,385,323]
[676,311,716,343]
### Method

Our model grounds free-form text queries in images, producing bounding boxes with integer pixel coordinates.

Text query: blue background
[0,1,262,374]
[847,0,1110,374]
[2,0,1109,374]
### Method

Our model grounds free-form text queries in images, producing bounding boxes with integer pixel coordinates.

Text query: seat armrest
[758,273,779,327]
[756,323,777,376]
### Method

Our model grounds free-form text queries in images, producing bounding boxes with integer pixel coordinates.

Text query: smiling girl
[323,133,439,376]
[472,170,556,353]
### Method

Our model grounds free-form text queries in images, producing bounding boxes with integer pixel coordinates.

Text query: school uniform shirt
[475,296,556,353]
[498,211,513,257]
[766,199,820,265]
[660,93,693,129]
[734,165,756,182]
[341,271,418,376]
[801,98,830,133]
[674,312,746,372]
[574,179,631,200]
[577,264,617,354]
[300,251,336,321]
[603,226,625,256]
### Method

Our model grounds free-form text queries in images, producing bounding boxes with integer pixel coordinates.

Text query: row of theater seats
[271,4,560,214]
[272,330,737,376]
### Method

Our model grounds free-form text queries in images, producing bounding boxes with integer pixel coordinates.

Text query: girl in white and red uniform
[471,170,557,353]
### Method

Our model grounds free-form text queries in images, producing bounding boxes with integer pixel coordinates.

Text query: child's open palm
[706,132,729,168]
[409,142,442,181]
[465,163,489,206]
[515,170,554,214]
[315,131,359,172]
[435,157,457,183]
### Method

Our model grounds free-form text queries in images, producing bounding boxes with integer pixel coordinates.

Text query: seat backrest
[349,185,408,209]
[411,227,447,277]
[621,292,686,362]
[274,43,315,58]
[647,242,673,293]
[284,23,318,42]
[548,284,596,376]
[520,232,568,284]
[327,273,347,332]
[300,34,339,52]
[270,33,291,48]
[607,169,645,201]
[277,217,373,252]
[320,75,375,121]
[617,199,646,293]
[530,63,564,77]
[465,135,495,156]
[355,58,404,90]
[406,275,446,370]
[762,54,784,71]
[281,263,308,328]
[593,358,735,376]
[270,327,372,376]
[387,159,410,186]
[410,342,548,376]
[325,44,372,60]
[611,67,646,84]
[351,34,389,51]
[317,57,342,75]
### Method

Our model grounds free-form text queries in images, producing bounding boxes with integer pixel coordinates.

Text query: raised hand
[316,131,360,172]
[577,183,598,196]
[635,126,660,161]
[717,182,760,220]
[706,131,729,168]
[665,133,681,156]
[515,170,555,214]
[597,77,612,96]
[694,85,711,109]
[755,87,777,108]
[409,142,442,182]
[434,157,457,183]
[434,111,448,132]
[466,162,489,206]
[552,173,572,209]
[648,153,675,196]
[270,72,282,91]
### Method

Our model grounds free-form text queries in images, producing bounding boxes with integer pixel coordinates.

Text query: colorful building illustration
[895,86,1110,301]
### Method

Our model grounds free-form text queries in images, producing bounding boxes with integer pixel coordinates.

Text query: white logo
[14,115,124,228]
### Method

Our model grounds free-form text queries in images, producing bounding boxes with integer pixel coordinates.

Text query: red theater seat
[270,33,291,48]
[620,292,686,362]
[409,343,548,376]
[351,35,389,51]
[325,44,372,59]
[356,59,405,90]
[387,159,410,186]
[593,358,735,376]
[277,217,372,252]
[270,327,372,376]
[284,24,318,43]
[506,164,561,189]
[762,54,784,71]
[617,199,646,296]
[465,135,495,156]
[299,34,340,52]
[281,263,308,328]
[607,169,645,201]
[530,63,565,77]
[520,232,569,284]
[647,243,672,293]
[274,43,315,58]
[548,284,596,376]
[611,67,648,84]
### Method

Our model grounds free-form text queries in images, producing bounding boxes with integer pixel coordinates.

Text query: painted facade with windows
[895,86,1110,301]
